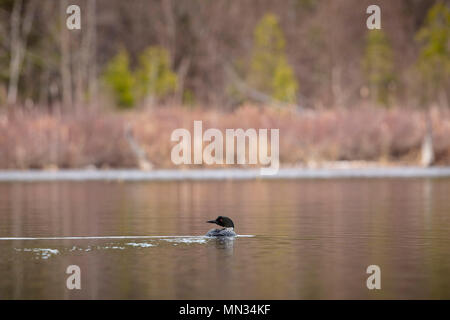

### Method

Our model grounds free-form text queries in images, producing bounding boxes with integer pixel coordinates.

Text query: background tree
[416,2,450,107]
[0,0,446,109]
[6,0,37,105]
[362,29,395,107]
[103,50,135,108]
[248,14,298,105]
[135,46,177,106]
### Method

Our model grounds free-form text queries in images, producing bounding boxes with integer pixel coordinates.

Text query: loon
[205,216,237,237]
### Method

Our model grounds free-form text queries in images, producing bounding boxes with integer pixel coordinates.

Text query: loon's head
[206,216,234,229]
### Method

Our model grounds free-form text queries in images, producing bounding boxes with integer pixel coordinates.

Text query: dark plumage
[205,216,236,237]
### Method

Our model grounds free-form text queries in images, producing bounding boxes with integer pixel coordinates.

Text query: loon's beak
[206,220,217,224]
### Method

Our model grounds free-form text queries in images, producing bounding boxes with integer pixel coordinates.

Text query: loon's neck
[222,227,234,231]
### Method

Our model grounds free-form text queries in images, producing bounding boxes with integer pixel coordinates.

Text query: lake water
[0,178,449,299]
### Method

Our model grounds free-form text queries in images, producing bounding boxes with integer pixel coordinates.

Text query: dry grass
[1,105,449,169]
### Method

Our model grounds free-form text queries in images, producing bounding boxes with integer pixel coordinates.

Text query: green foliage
[248,14,299,104]
[182,89,195,106]
[362,29,395,106]
[103,50,135,108]
[0,40,8,83]
[135,46,177,102]
[295,0,317,11]
[272,59,298,102]
[103,46,177,108]
[416,2,450,104]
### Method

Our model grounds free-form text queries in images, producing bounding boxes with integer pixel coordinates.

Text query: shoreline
[1,166,450,181]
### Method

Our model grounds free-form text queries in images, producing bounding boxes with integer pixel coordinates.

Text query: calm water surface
[0,179,449,299]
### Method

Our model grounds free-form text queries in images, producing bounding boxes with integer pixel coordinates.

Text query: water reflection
[0,179,449,299]
[211,237,235,254]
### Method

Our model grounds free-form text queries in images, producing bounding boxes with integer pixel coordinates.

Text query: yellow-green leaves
[103,49,135,108]
[249,14,298,104]
[362,30,394,106]
[416,2,450,104]
[103,46,177,108]
[135,47,177,103]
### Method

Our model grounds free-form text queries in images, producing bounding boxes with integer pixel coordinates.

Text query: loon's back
[206,228,237,237]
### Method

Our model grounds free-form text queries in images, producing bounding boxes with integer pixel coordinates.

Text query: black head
[206,216,234,228]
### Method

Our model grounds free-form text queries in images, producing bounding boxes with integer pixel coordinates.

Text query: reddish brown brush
[0,105,449,169]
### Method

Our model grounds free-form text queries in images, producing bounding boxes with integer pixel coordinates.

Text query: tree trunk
[87,0,97,104]
[7,0,36,105]
[60,0,73,108]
